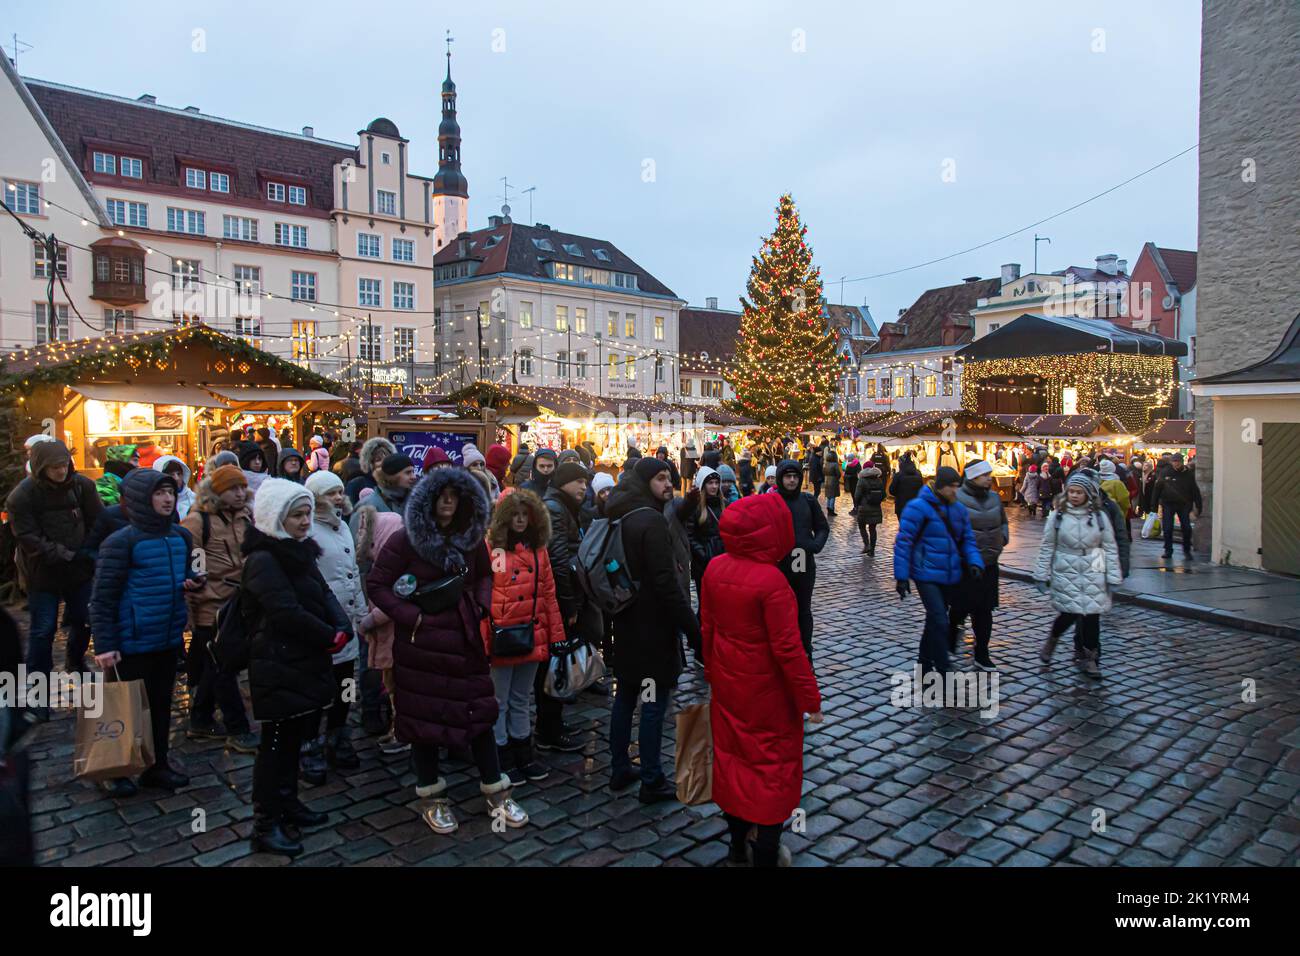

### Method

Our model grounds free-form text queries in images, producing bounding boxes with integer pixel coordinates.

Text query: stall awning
[204,386,346,409]
[70,383,230,408]
[956,313,1188,361]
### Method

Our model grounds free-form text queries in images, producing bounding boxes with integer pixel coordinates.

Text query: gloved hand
[966,565,983,582]
[1035,580,1049,595]
[329,631,350,654]
[684,487,702,511]
[896,579,910,600]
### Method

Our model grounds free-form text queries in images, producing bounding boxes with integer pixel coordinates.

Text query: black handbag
[411,572,466,615]
[490,552,537,658]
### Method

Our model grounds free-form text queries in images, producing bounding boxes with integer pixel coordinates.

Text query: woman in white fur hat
[241,477,352,857]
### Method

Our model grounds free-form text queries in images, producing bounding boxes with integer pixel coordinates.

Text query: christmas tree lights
[725,194,836,436]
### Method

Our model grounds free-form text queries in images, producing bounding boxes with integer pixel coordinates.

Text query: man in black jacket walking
[774,459,829,663]
[5,439,103,686]
[1153,453,1202,560]
[539,461,590,752]
[604,458,701,804]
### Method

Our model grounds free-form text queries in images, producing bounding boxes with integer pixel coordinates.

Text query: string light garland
[959,352,1178,431]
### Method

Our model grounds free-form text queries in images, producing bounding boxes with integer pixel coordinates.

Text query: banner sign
[388,430,480,472]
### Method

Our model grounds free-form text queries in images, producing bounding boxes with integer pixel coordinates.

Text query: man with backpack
[5,439,103,699]
[600,458,701,804]
[774,459,829,662]
[179,464,258,752]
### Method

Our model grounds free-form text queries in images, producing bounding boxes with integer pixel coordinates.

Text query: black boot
[324,728,360,770]
[512,736,550,782]
[251,807,304,858]
[499,742,528,786]
[360,669,386,735]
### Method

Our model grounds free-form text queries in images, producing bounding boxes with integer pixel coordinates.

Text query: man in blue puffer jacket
[90,469,202,796]
[893,466,984,676]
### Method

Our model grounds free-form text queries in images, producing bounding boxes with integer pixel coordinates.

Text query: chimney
[1095,253,1119,276]
[534,223,550,231]
[487,215,503,228]
[897,308,907,317]
[963,276,982,283]
[1117,259,1127,275]
[183,105,200,113]
[705,296,718,310]
[456,231,470,257]
[137,93,157,104]
[1000,263,1021,285]
[302,126,314,137]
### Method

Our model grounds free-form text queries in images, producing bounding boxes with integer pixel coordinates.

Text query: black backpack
[206,591,250,675]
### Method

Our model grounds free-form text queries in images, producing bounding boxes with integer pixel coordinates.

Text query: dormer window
[267,182,286,202]
[288,185,307,205]
[562,243,584,257]
[531,237,555,252]
[185,168,206,189]
[484,235,502,249]
[592,248,611,262]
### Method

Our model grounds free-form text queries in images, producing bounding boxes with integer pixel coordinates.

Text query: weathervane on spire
[445,29,454,76]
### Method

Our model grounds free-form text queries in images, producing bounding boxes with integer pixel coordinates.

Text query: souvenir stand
[1,325,346,480]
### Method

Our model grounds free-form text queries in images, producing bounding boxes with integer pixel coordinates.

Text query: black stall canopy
[956,313,1188,361]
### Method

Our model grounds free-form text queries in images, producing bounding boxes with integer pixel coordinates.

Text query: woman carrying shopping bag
[700,492,822,867]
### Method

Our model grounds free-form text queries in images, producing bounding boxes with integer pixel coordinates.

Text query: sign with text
[388,430,480,472]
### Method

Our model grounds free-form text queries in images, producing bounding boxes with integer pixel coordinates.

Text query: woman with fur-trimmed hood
[345,435,397,505]
[366,466,529,835]
[482,488,565,785]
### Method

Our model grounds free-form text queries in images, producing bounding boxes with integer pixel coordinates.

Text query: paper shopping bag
[73,678,154,782]
[674,701,713,806]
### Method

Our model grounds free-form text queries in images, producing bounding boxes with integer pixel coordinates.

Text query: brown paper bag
[73,679,154,782]
[674,700,713,806]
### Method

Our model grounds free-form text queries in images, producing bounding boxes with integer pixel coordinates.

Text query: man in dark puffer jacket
[6,439,103,681]
[774,459,829,663]
[540,461,593,751]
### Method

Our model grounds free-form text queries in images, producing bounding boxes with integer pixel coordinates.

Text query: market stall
[858,409,1028,499]
[0,325,347,481]
[366,404,501,471]
[986,413,1132,464]
[1133,418,1196,459]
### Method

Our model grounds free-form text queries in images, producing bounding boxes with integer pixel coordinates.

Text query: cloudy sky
[8,0,1202,324]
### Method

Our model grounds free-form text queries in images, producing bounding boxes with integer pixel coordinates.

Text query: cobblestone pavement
[20,502,1300,867]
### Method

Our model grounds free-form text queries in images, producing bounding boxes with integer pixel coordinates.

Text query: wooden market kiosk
[366,404,500,470]
[1,325,348,479]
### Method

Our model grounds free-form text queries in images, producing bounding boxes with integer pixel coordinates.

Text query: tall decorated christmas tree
[725,193,837,435]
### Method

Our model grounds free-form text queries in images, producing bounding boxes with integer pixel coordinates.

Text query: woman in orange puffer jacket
[481,488,566,784]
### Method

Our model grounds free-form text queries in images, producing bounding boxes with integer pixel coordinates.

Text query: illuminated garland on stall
[959,352,1177,431]
[724,194,837,436]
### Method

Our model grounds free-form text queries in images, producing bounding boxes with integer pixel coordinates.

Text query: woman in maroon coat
[366,465,529,835]
[701,492,822,867]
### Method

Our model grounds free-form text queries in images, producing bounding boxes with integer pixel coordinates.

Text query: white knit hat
[461,443,486,468]
[591,472,616,494]
[305,469,344,497]
[764,465,777,480]
[252,477,314,539]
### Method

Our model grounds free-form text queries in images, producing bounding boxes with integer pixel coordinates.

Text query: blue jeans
[609,678,672,786]
[27,579,92,676]
[914,580,953,675]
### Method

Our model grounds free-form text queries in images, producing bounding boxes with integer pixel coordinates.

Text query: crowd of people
[1,422,1198,864]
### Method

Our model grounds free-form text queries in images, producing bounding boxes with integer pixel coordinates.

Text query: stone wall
[1194,0,1300,551]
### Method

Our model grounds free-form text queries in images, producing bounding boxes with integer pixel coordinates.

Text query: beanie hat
[237,442,265,471]
[461,443,486,469]
[764,465,777,481]
[208,450,240,470]
[934,466,962,488]
[591,472,616,495]
[634,457,671,483]
[551,461,589,490]
[557,449,581,464]
[533,448,558,465]
[305,469,344,497]
[716,464,737,484]
[423,446,451,470]
[485,444,512,483]
[1066,469,1100,500]
[964,459,993,480]
[1098,458,1116,477]
[309,435,324,448]
[209,464,247,495]
[382,453,414,475]
[252,477,314,539]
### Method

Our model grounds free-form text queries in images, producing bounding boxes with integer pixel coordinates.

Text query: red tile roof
[432,222,677,298]
[678,307,741,371]
[870,277,1000,353]
[1155,247,1197,293]
[26,79,355,215]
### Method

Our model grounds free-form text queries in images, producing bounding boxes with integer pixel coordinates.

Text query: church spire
[434,30,467,199]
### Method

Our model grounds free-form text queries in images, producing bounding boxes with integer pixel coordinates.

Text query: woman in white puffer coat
[1033,469,1122,678]
[305,470,367,770]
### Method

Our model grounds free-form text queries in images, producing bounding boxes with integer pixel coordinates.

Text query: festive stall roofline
[854,409,1028,441]
[0,325,343,396]
[442,382,756,428]
[954,313,1189,361]
[1138,419,1196,445]
[986,413,1130,438]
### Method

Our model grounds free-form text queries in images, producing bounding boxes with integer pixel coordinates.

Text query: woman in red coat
[366,466,529,835]
[481,488,565,784]
[701,492,822,867]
